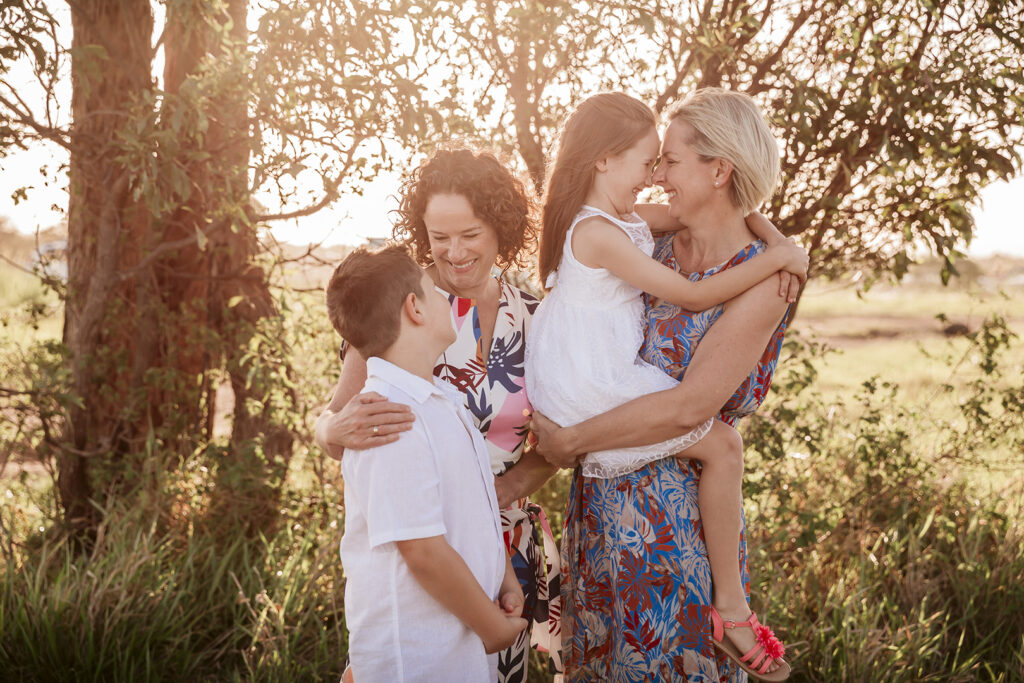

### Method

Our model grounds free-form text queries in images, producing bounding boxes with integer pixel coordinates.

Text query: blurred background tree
[1,0,444,534]
[425,0,1024,283]
[2,0,1021,535]
[1,1,1022,679]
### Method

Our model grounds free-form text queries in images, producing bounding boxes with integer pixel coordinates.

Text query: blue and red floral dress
[560,238,788,682]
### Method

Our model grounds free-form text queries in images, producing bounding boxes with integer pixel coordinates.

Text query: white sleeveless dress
[525,206,713,479]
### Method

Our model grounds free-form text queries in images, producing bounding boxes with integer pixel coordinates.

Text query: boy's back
[340,357,505,682]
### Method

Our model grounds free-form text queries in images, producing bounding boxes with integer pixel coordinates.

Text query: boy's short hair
[326,245,425,358]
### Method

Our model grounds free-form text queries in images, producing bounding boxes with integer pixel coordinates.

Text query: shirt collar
[365,356,459,405]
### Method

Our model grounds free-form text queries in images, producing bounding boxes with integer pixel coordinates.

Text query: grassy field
[791,273,1024,484]
[2,257,1023,681]
[3,256,1023,510]
[5,258,1022,397]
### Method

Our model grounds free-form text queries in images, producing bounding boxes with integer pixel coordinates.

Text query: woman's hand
[493,447,557,508]
[318,392,415,457]
[530,412,579,469]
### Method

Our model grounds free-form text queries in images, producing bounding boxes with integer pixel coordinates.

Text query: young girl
[524,92,799,680]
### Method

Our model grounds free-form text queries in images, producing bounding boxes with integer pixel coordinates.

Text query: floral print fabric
[435,278,538,475]
[561,238,789,682]
[562,459,747,682]
[640,238,788,426]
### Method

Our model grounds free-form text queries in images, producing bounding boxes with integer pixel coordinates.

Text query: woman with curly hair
[315,147,562,682]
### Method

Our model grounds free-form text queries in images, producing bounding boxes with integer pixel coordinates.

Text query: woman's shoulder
[652,234,675,264]
[731,238,767,262]
[702,239,767,277]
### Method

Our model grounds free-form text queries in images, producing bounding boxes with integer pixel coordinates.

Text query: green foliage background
[2,0,1024,679]
[3,263,1024,680]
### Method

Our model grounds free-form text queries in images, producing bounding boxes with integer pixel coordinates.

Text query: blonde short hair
[667,88,780,215]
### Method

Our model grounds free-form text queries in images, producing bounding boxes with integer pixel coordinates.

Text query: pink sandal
[709,607,792,681]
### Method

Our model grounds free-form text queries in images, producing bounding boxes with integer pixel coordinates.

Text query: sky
[3,143,1023,258]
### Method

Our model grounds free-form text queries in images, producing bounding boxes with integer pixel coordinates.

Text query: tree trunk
[212,0,297,533]
[160,0,296,535]
[62,0,294,537]
[62,0,155,533]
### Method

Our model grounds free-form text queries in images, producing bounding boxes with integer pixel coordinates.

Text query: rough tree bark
[62,0,155,532]
[60,0,294,536]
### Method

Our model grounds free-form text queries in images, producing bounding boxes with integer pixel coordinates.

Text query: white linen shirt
[340,357,505,683]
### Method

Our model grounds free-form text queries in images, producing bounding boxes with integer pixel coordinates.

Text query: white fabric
[340,357,506,683]
[525,206,713,478]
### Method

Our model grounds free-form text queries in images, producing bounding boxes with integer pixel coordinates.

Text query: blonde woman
[532,89,797,681]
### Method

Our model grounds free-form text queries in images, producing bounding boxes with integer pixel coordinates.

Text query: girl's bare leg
[677,420,780,672]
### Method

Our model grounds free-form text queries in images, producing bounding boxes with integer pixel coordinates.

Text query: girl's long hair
[539,92,657,286]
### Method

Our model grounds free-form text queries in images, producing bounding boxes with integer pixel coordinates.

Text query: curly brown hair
[393,147,537,272]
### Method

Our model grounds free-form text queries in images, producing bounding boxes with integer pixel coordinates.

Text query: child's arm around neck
[572,216,807,309]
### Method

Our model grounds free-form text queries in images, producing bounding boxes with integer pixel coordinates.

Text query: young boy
[326,246,527,682]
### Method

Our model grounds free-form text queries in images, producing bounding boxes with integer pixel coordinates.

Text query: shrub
[741,317,1024,681]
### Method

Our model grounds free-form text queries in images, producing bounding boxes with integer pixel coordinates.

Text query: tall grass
[748,467,1023,681]
[0,471,349,682]
[738,318,1024,682]
[3,275,1023,681]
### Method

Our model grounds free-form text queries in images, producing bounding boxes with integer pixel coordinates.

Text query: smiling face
[602,126,661,215]
[423,192,500,295]
[653,120,718,222]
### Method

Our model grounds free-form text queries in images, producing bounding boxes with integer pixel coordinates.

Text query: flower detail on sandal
[709,607,792,682]
[754,623,785,660]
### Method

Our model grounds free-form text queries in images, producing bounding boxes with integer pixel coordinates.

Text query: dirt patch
[794,314,1024,348]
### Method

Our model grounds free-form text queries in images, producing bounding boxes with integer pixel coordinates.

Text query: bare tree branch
[0,92,71,149]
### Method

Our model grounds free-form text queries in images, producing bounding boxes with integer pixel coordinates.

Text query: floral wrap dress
[434,278,563,682]
[560,238,789,682]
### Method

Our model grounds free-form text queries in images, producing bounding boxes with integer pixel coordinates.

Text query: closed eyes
[430,232,481,241]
